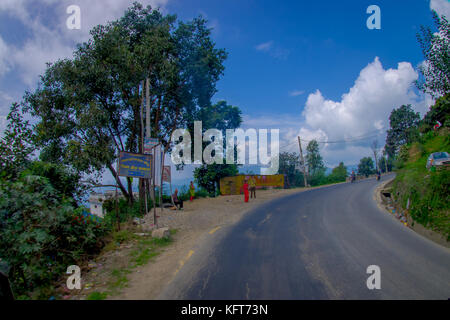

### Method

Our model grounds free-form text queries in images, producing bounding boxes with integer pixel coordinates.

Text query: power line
[299,130,385,144]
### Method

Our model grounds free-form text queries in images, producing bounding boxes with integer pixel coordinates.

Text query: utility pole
[140,81,148,216]
[298,136,308,188]
[146,78,157,226]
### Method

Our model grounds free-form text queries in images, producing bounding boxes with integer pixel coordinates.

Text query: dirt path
[111,187,314,300]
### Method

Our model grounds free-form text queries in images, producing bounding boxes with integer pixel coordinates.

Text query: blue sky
[0,0,449,183]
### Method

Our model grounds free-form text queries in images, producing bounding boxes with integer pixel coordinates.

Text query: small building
[88,190,140,218]
[89,192,106,218]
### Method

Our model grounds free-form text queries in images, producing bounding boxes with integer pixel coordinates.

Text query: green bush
[0,175,106,298]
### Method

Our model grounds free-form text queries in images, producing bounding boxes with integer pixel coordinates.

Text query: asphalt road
[164,175,450,299]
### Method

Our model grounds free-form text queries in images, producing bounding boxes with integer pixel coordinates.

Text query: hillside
[392,129,450,241]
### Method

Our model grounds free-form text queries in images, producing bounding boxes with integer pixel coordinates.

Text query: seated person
[172,189,183,210]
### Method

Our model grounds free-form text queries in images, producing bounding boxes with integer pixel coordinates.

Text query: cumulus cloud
[243,58,432,167]
[302,57,424,141]
[430,0,450,18]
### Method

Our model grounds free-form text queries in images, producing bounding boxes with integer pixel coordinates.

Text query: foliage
[20,161,86,204]
[278,152,305,187]
[0,103,34,180]
[357,157,375,177]
[102,197,145,226]
[192,100,242,195]
[392,132,450,240]
[378,155,393,173]
[305,140,325,175]
[385,104,420,157]
[328,162,348,183]
[23,2,227,203]
[0,175,105,298]
[308,169,327,186]
[421,93,450,131]
[416,11,450,98]
[194,163,238,196]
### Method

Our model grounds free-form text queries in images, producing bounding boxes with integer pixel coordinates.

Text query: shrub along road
[160,174,450,299]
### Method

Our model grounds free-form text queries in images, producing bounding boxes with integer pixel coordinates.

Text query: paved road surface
[162,175,450,299]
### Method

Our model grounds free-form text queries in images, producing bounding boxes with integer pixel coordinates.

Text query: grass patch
[87,291,108,300]
[91,230,175,298]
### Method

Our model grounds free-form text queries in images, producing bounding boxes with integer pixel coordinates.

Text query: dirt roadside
[109,186,326,300]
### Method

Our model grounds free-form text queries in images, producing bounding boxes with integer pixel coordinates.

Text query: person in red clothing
[241,180,249,203]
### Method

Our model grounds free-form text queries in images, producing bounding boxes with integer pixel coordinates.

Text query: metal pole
[140,81,148,216]
[115,155,120,231]
[160,147,164,211]
[298,136,308,187]
[153,149,157,227]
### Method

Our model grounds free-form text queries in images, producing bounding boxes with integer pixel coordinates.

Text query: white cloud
[302,57,426,143]
[255,41,273,51]
[243,57,432,167]
[0,0,169,87]
[0,36,10,76]
[289,90,304,97]
[430,0,450,18]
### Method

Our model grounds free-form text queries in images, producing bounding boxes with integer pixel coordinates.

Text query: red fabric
[243,183,249,202]
[190,196,193,202]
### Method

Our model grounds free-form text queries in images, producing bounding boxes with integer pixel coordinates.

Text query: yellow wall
[220,174,285,195]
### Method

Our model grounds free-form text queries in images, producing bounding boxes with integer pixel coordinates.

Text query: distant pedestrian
[249,176,256,199]
[189,181,195,202]
[172,189,183,210]
[241,180,249,203]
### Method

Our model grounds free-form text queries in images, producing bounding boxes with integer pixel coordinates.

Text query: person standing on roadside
[189,181,195,202]
[241,180,249,203]
[249,176,256,199]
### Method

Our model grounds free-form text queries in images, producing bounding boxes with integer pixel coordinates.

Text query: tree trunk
[107,163,130,201]
[127,177,134,205]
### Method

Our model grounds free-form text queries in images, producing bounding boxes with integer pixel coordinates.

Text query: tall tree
[23,3,227,203]
[371,140,379,172]
[416,11,450,98]
[193,101,242,195]
[0,103,34,180]
[357,157,375,177]
[305,140,325,174]
[385,105,420,158]
[329,162,347,182]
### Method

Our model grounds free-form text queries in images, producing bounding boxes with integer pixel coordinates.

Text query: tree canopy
[305,140,325,174]
[357,157,375,177]
[23,3,228,202]
[416,11,450,98]
[385,104,420,158]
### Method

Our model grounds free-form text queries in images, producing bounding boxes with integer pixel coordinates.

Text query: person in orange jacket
[241,180,249,203]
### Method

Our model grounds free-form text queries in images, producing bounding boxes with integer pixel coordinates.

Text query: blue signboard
[118,152,152,178]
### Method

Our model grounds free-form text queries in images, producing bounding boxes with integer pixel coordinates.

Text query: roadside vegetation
[385,11,450,241]
[0,2,233,299]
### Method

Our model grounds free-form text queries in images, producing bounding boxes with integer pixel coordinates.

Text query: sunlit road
[162,175,450,299]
